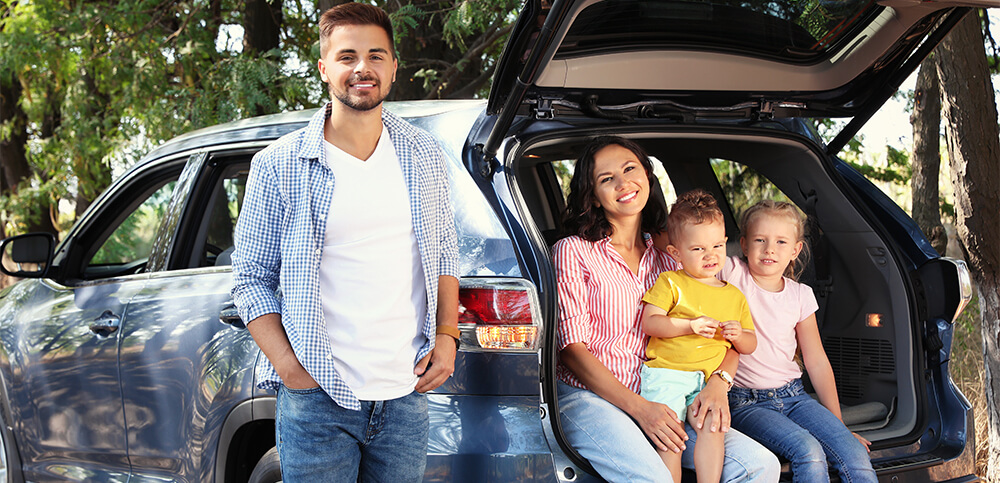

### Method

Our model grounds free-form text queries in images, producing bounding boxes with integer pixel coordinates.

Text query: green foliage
[390,3,426,36]
[1,0,521,237]
[848,145,912,185]
[385,0,520,99]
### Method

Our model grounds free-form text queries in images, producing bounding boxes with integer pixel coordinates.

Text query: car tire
[248,447,282,483]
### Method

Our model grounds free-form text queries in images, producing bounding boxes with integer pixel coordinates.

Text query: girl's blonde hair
[739,200,810,280]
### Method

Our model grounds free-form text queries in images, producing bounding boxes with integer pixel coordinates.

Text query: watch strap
[711,369,734,389]
[436,325,461,349]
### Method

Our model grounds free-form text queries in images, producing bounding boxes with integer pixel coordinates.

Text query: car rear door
[484,0,1000,159]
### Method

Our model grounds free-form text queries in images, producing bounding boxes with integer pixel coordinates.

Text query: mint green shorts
[639,365,706,422]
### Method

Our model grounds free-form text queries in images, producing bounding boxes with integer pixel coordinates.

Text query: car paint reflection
[120,270,257,482]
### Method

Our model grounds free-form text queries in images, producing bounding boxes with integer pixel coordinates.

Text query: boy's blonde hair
[739,200,809,280]
[667,189,724,243]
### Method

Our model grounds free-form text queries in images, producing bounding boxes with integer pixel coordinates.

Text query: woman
[554,136,779,482]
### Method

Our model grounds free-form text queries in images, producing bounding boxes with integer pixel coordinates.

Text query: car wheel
[248,447,282,483]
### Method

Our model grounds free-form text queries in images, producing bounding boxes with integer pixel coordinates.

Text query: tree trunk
[1,71,31,195]
[1,70,57,236]
[910,53,946,255]
[243,0,282,56]
[936,10,1000,481]
[243,0,283,116]
[74,68,114,219]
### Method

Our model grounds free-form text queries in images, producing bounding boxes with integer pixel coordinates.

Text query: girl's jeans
[729,379,877,483]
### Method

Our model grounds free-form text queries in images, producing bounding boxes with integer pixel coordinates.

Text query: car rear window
[557,0,881,63]
[408,112,522,277]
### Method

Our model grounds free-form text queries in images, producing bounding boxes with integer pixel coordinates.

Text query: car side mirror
[1,233,56,278]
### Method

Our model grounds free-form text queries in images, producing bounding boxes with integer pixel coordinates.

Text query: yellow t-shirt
[641,270,754,378]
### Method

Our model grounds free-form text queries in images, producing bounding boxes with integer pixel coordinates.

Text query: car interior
[511,128,919,445]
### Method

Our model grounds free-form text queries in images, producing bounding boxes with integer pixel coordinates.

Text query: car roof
[140,99,487,163]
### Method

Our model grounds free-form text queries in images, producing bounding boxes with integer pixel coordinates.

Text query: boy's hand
[690,316,720,338]
[720,320,742,342]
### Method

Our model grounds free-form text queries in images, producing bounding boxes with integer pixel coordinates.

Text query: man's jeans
[558,382,780,482]
[275,386,428,482]
[729,379,877,483]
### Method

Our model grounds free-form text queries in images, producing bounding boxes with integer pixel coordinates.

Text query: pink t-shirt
[721,257,818,389]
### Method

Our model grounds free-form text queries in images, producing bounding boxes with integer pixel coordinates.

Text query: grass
[948,294,988,477]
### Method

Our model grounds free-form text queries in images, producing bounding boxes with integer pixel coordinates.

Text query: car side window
[203,168,248,266]
[171,157,250,269]
[711,158,791,217]
[710,157,793,256]
[86,180,177,275]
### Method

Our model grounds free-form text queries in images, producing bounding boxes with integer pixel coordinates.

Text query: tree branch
[424,21,512,99]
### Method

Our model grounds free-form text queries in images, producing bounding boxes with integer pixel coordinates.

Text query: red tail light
[457,278,541,351]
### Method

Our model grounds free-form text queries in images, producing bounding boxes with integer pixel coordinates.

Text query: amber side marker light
[457,278,542,352]
[866,313,883,328]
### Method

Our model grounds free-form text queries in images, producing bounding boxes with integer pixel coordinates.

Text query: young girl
[723,200,877,483]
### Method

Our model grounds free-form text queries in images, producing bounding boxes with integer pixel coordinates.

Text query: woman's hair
[739,199,810,280]
[319,3,395,57]
[666,189,724,243]
[562,136,667,242]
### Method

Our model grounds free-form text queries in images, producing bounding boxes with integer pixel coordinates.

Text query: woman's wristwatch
[711,369,734,390]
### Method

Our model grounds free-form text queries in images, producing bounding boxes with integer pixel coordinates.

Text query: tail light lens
[945,257,974,323]
[458,278,542,352]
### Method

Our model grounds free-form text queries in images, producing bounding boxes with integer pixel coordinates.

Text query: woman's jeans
[558,382,780,482]
[729,379,877,483]
[275,386,429,482]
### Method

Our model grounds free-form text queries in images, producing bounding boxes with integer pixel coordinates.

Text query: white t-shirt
[319,126,428,400]
[721,257,819,389]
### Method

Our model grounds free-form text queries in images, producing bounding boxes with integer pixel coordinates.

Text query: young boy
[640,189,758,483]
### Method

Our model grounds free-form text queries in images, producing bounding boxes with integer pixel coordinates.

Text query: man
[231,3,460,481]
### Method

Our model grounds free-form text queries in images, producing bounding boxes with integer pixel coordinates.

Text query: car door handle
[90,310,121,337]
[219,304,246,329]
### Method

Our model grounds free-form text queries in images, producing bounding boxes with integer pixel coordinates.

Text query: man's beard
[330,74,390,112]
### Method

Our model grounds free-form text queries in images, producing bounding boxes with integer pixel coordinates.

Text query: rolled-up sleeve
[434,146,460,278]
[553,238,592,350]
[231,151,284,323]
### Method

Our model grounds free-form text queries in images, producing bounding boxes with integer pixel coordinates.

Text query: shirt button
[327,354,333,360]
[326,181,333,187]
[315,248,321,256]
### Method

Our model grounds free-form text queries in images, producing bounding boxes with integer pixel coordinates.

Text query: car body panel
[0,277,141,482]
[119,269,258,482]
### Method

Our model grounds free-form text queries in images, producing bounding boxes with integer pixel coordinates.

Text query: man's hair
[562,136,668,242]
[319,3,395,57]
[667,189,723,243]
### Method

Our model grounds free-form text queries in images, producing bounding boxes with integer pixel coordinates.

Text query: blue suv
[0,0,985,481]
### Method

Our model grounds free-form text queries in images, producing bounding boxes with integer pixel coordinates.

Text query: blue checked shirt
[231,103,460,410]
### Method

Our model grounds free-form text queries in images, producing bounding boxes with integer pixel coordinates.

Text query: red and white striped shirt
[554,235,678,392]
